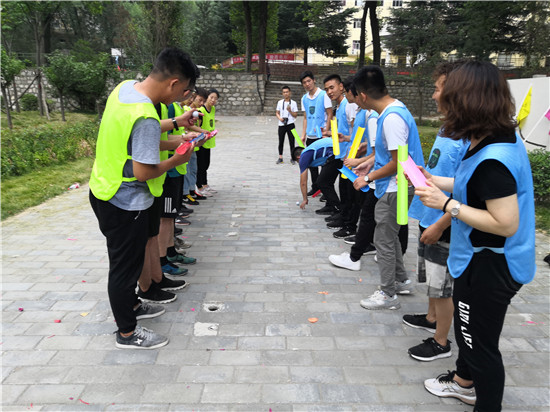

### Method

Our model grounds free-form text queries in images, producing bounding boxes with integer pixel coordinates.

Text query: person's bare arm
[299,171,309,209]
[133,143,194,181]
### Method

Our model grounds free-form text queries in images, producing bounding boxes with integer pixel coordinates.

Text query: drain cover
[202,302,225,312]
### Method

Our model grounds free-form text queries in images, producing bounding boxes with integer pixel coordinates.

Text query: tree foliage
[230,1,279,55]
[1,50,26,129]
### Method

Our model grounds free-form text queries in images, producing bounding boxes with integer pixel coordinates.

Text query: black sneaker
[333,228,355,239]
[402,314,437,333]
[290,159,296,165]
[180,205,194,214]
[364,244,376,255]
[157,274,188,291]
[183,195,200,206]
[327,220,344,229]
[276,158,283,164]
[134,302,166,320]
[325,212,343,222]
[307,189,317,196]
[315,205,338,215]
[319,195,326,202]
[191,190,207,200]
[138,283,177,304]
[408,338,452,361]
[115,325,169,350]
[175,217,191,226]
[174,227,183,236]
[344,235,356,245]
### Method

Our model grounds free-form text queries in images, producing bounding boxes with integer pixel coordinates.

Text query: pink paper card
[399,155,427,188]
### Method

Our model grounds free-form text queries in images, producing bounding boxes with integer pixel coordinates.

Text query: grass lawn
[1,110,96,130]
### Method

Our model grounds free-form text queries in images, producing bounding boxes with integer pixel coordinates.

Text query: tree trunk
[35,18,45,116]
[243,1,252,72]
[60,93,66,122]
[38,72,50,120]
[358,3,369,70]
[303,44,308,65]
[2,84,13,129]
[12,81,20,113]
[367,2,381,66]
[258,1,268,76]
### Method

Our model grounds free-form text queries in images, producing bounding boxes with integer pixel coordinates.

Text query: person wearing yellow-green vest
[195,88,219,197]
[89,48,199,350]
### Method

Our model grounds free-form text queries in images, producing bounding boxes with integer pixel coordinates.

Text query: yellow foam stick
[331,119,340,156]
[348,127,365,159]
[291,128,305,148]
[397,144,409,225]
[340,127,365,180]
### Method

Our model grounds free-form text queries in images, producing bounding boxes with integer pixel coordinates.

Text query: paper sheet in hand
[399,155,427,188]
[338,167,369,192]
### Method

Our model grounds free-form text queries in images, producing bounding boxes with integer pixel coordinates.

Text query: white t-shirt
[379,100,409,193]
[276,99,298,126]
[345,102,358,131]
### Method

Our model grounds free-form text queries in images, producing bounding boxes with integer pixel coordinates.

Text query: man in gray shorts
[403,62,468,361]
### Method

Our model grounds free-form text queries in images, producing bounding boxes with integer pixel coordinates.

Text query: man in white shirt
[275,85,299,164]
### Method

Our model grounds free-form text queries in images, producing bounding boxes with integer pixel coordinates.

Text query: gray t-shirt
[108,81,161,211]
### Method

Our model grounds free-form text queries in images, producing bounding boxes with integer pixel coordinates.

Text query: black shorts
[147,196,163,237]
[161,175,183,218]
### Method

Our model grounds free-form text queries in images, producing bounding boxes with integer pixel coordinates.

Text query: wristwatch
[450,201,462,218]
[364,174,371,184]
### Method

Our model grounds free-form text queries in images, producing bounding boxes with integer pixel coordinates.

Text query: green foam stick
[291,128,305,148]
[397,144,409,225]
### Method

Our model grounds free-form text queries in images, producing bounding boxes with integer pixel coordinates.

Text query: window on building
[393,0,403,7]
[352,40,361,55]
[353,19,362,29]
[355,0,364,6]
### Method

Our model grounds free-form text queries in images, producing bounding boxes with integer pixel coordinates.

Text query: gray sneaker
[115,325,169,350]
[395,279,414,294]
[134,302,166,320]
[360,290,401,310]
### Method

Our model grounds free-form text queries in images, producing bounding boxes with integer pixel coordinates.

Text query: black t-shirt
[463,133,517,248]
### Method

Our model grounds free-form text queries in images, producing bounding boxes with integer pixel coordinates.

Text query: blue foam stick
[338,167,369,192]
[190,133,205,143]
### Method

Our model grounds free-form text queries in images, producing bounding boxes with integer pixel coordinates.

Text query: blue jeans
[183,151,197,194]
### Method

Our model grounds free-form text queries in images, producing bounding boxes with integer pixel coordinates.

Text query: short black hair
[342,76,357,95]
[353,65,387,99]
[151,47,198,85]
[323,74,342,85]
[281,85,291,91]
[291,146,304,162]
[195,87,209,100]
[208,88,220,98]
[299,70,315,83]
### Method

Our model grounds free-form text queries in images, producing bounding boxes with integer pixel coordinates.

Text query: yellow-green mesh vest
[89,81,162,201]
[146,102,169,194]
[199,105,216,149]
[169,102,188,175]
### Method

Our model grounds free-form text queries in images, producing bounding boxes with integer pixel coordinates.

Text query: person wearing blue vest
[292,138,334,210]
[313,74,351,216]
[300,71,333,196]
[404,62,469,363]
[416,61,536,410]
[89,48,199,350]
[351,65,425,310]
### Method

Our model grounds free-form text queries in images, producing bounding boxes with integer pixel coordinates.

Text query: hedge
[1,120,98,178]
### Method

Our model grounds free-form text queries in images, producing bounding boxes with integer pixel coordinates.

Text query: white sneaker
[395,279,414,295]
[195,188,213,197]
[329,252,361,271]
[360,290,401,310]
[424,370,476,405]
[203,185,217,193]
[374,254,378,262]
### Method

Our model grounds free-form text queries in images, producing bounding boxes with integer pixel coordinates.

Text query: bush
[528,149,550,203]
[1,120,98,178]
[20,94,39,111]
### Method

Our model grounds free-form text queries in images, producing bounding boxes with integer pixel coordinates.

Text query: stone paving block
[289,366,344,384]
[287,337,335,351]
[234,366,289,383]
[155,350,210,366]
[262,383,319,403]
[4,366,70,385]
[209,350,261,366]
[502,386,550,408]
[311,350,367,367]
[0,385,29,405]
[24,322,77,336]
[319,383,379,403]
[201,383,262,403]
[141,383,203,404]
[2,350,57,366]
[177,365,234,383]
[49,300,98,312]
[238,336,285,350]
[18,384,85,404]
[78,383,146,404]
[266,323,312,337]
[344,366,402,384]
[103,349,158,365]
[378,384,441,404]
[217,323,265,337]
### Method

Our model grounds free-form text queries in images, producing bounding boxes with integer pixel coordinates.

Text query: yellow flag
[517,87,532,130]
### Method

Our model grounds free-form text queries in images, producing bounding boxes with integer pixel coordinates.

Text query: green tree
[1,50,26,129]
[455,1,528,60]
[43,51,79,121]
[306,1,357,59]
[230,1,279,56]
[522,1,550,68]
[277,1,309,62]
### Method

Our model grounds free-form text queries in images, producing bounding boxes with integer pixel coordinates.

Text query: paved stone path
[2,115,549,411]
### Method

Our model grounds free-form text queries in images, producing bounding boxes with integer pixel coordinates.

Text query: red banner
[222,53,295,68]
